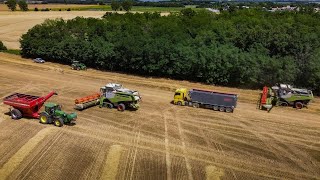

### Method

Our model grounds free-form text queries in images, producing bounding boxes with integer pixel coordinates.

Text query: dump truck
[3,91,57,119]
[173,88,238,113]
[39,103,77,127]
[74,85,140,111]
[258,84,314,112]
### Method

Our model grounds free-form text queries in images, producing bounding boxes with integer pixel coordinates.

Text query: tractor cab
[44,103,61,115]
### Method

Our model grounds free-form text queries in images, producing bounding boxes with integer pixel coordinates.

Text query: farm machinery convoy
[1,82,314,127]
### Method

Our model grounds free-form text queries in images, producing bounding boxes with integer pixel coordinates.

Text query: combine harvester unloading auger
[74,83,141,111]
[257,84,314,112]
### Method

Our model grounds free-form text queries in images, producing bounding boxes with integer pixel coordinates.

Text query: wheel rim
[55,120,60,126]
[219,107,224,112]
[296,103,303,109]
[40,116,47,123]
[118,105,124,111]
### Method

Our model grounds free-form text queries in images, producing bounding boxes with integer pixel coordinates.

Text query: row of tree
[20,9,320,94]
[6,0,28,11]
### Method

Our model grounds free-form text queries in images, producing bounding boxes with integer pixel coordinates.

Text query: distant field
[0,4,97,11]
[0,4,200,12]
[0,11,106,49]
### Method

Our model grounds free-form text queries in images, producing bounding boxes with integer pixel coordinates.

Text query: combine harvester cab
[173,88,238,113]
[3,91,57,119]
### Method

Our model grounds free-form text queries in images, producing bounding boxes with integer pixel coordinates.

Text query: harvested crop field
[0,52,319,179]
[0,11,106,49]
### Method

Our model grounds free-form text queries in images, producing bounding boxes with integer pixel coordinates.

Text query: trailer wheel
[213,106,219,111]
[54,118,64,127]
[117,104,126,111]
[192,103,199,108]
[39,112,51,124]
[295,102,303,109]
[219,106,225,112]
[11,109,22,120]
[225,107,233,113]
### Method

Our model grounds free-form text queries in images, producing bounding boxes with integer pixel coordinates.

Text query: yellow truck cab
[173,88,188,105]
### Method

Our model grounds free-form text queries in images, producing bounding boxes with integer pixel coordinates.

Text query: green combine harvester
[39,103,77,127]
[258,84,314,112]
[74,83,141,111]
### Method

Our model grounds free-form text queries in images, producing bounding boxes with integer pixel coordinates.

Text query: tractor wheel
[39,112,51,124]
[225,107,233,113]
[11,109,22,120]
[177,101,182,106]
[295,102,303,109]
[219,106,225,112]
[213,106,219,111]
[106,103,113,109]
[54,118,64,127]
[117,104,126,111]
[192,103,199,108]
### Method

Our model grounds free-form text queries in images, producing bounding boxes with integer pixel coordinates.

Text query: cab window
[174,92,181,96]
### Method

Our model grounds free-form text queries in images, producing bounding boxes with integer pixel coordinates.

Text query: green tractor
[71,61,87,70]
[39,103,77,127]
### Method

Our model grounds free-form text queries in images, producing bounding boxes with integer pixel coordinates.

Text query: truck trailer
[173,88,238,113]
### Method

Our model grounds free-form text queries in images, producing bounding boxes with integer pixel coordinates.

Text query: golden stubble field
[0,52,319,179]
[0,9,106,49]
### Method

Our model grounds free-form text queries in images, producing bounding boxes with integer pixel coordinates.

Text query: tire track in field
[0,127,57,179]
[101,145,124,180]
[16,129,64,180]
[233,113,320,178]
[167,107,194,180]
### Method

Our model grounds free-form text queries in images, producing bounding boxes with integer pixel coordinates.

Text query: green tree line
[20,9,320,94]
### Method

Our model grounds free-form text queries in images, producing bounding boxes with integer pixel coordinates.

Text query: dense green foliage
[122,0,133,11]
[111,0,121,11]
[18,0,28,11]
[20,9,320,94]
[0,41,7,51]
[6,0,17,11]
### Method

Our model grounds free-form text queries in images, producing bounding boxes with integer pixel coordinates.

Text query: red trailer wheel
[11,109,22,120]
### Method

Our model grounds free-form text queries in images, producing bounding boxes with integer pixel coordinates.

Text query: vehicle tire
[188,102,193,107]
[77,67,80,71]
[219,106,225,112]
[11,109,22,120]
[106,103,113,109]
[192,103,199,108]
[213,106,219,111]
[177,101,182,106]
[295,102,303,109]
[54,118,64,127]
[225,107,233,113]
[39,112,51,124]
[117,104,126,111]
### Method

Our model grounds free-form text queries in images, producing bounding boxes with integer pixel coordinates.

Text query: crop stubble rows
[0,53,319,179]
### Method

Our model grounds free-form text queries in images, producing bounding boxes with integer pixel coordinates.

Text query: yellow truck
[173,88,238,113]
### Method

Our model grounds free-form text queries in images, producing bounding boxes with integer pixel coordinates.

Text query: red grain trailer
[3,91,57,119]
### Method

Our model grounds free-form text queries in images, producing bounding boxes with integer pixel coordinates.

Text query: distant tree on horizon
[122,0,133,11]
[6,0,17,11]
[18,0,28,11]
[111,0,121,11]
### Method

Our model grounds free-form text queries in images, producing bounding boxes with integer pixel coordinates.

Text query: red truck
[3,91,57,119]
